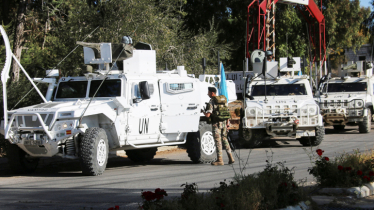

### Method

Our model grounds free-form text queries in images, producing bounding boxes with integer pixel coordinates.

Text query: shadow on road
[0,155,196,178]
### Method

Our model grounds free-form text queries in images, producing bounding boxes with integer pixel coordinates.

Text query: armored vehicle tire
[186,121,217,164]
[359,110,371,133]
[125,148,157,163]
[333,125,345,130]
[299,126,325,146]
[6,144,39,173]
[241,129,263,148]
[80,127,109,176]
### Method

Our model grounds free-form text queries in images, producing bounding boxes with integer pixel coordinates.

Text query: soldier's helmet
[121,36,133,44]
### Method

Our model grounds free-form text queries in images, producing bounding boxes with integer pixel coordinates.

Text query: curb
[318,182,374,198]
[278,201,309,210]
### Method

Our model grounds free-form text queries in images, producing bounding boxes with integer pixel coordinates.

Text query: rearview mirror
[139,81,151,100]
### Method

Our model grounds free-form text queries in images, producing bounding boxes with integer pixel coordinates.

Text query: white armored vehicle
[241,50,325,147]
[315,61,374,133]
[0,26,231,175]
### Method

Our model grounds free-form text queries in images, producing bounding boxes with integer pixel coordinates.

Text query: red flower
[115,206,119,210]
[363,176,370,182]
[338,165,343,170]
[220,203,225,207]
[370,171,374,177]
[324,157,329,161]
[292,183,296,188]
[316,149,324,156]
[357,170,363,176]
[108,208,114,210]
[346,167,352,171]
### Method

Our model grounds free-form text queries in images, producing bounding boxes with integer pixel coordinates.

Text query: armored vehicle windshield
[322,82,367,93]
[251,83,307,96]
[56,79,122,99]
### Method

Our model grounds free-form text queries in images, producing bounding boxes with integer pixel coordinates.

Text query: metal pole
[217,51,220,75]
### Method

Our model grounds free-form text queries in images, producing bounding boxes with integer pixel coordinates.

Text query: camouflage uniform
[206,98,232,160]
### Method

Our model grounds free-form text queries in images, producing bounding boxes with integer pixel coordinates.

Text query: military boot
[211,156,224,166]
[228,153,235,164]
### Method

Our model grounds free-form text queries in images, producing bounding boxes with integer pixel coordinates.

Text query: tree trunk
[12,0,27,83]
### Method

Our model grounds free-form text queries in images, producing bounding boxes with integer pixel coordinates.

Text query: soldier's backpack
[211,95,231,122]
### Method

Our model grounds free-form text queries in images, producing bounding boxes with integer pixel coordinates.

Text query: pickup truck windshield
[322,82,367,92]
[56,81,88,99]
[89,79,121,97]
[251,84,307,96]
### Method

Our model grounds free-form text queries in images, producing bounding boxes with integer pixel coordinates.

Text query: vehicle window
[167,82,194,93]
[56,81,88,98]
[322,82,367,93]
[89,79,121,97]
[251,84,307,96]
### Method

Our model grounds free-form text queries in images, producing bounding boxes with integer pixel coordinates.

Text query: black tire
[359,109,371,133]
[125,148,157,163]
[299,126,325,146]
[333,125,345,130]
[6,144,39,173]
[186,121,217,163]
[241,129,264,148]
[80,127,109,176]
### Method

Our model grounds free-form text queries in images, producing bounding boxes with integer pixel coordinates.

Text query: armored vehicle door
[158,79,201,133]
[127,79,161,141]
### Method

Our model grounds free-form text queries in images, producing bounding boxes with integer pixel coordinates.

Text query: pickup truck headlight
[246,108,262,116]
[301,105,318,116]
[53,121,75,131]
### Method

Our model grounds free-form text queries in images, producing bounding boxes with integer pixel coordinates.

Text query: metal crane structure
[246,0,326,68]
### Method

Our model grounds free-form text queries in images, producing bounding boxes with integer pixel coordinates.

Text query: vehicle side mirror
[139,81,151,100]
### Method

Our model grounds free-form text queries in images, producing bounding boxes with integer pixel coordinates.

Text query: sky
[361,0,373,9]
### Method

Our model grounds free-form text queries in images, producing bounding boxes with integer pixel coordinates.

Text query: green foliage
[138,161,307,210]
[306,148,374,188]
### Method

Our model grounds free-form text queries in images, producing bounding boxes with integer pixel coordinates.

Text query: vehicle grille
[16,114,54,128]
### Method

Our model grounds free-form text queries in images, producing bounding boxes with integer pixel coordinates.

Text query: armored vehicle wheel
[6,144,39,173]
[299,126,325,146]
[333,125,345,130]
[125,148,157,163]
[359,109,371,133]
[186,121,217,163]
[80,127,109,176]
[241,129,263,148]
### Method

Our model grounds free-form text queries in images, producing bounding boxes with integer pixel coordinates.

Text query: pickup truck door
[158,79,201,133]
[127,79,161,141]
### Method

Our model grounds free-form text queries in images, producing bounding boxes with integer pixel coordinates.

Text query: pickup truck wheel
[299,126,325,146]
[125,148,157,163]
[333,125,345,130]
[359,109,371,133]
[80,127,109,176]
[6,144,39,173]
[186,121,216,163]
[241,129,263,148]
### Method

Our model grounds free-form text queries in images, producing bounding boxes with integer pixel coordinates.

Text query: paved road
[0,126,373,210]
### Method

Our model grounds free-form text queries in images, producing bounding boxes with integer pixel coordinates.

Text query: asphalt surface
[0,126,373,210]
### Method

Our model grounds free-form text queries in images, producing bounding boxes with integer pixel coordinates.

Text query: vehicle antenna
[10,26,100,110]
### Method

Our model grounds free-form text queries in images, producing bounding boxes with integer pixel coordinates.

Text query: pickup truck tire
[333,125,345,130]
[242,129,263,148]
[125,148,157,163]
[359,109,371,133]
[186,121,217,163]
[80,127,109,176]
[6,144,39,173]
[299,126,324,146]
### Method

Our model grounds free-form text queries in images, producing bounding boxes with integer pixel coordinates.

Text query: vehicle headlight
[257,109,263,115]
[355,100,364,108]
[53,121,75,131]
[309,107,316,115]
[249,109,256,115]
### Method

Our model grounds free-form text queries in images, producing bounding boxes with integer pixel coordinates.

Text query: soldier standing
[203,87,235,166]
